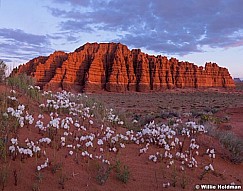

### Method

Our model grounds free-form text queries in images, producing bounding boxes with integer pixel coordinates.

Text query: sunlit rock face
[11,42,235,92]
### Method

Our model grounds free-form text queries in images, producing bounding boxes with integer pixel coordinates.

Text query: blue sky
[0,0,243,77]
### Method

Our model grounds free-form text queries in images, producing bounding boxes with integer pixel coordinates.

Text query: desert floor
[0,83,242,191]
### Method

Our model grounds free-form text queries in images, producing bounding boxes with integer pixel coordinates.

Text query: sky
[0,0,243,77]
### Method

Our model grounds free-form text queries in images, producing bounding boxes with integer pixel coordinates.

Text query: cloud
[0,28,49,46]
[48,0,243,55]
[51,0,91,7]
[1,58,12,62]
[60,20,95,32]
[0,28,53,63]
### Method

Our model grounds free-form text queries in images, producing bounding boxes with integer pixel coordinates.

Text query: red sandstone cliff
[11,42,235,92]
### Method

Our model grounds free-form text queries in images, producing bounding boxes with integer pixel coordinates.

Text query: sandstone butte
[11,42,235,92]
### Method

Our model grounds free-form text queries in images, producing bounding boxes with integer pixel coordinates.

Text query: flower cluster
[5,89,215,177]
[205,163,214,171]
[206,148,216,159]
[7,96,17,101]
[37,158,49,171]
[9,137,42,159]
[7,105,27,127]
[107,109,124,125]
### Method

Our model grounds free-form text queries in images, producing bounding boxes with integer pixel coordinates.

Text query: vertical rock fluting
[12,42,235,92]
[35,51,68,88]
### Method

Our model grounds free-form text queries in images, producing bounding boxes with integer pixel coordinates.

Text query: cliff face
[12,42,235,92]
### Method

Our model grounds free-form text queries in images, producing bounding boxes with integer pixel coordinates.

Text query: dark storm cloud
[48,0,243,55]
[0,28,53,61]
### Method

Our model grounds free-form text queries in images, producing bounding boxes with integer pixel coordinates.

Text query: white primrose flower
[28,149,33,157]
[118,121,124,125]
[39,137,51,144]
[89,154,93,159]
[132,119,138,123]
[61,137,66,142]
[63,132,69,136]
[164,144,170,151]
[17,105,25,111]
[74,122,80,128]
[80,126,87,131]
[28,85,34,89]
[39,104,45,108]
[210,149,215,154]
[169,160,174,165]
[209,153,216,158]
[205,165,209,171]
[63,123,69,129]
[102,159,110,165]
[10,90,16,94]
[97,139,103,145]
[163,182,170,188]
[7,107,14,113]
[37,158,49,171]
[89,120,94,125]
[7,96,17,101]
[171,141,175,147]
[120,143,125,148]
[33,146,41,153]
[37,166,42,171]
[85,141,93,148]
[9,145,16,153]
[209,164,214,171]
[208,149,216,158]
[149,155,157,162]
[81,151,86,156]
[35,86,41,90]
[139,147,147,154]
[11,138,18,145]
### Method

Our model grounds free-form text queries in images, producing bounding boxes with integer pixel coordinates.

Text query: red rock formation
[11,42,235,92]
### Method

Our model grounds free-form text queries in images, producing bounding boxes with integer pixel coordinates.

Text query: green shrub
[0,60,7,83]
[114,160,130,184]
[0,138,7,160]
[116,165,130,183]
[51,162,63,174]
[96,163,111,185]
[7,74,40,100]
[0,165,8,191]
[58,174,68,189]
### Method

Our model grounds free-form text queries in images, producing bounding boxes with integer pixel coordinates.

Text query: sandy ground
[0,83,242,191]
